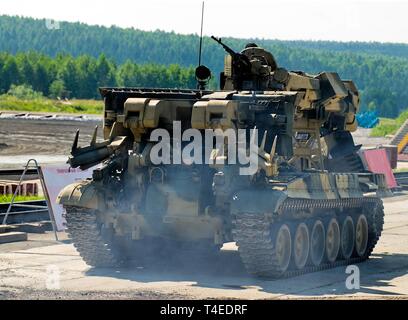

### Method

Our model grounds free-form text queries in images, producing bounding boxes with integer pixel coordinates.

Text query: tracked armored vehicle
[58,37,386,277]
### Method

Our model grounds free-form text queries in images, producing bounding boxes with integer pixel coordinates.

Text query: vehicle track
[64,206,123,267]
[232,197,384,278]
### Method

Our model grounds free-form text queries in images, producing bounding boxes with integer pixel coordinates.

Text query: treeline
[1,15,408,116]
[2,15,408,64]
[278,40,408,59]
[0,52,196,99]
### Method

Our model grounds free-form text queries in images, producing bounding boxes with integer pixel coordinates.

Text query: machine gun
[211,36,252,90]
[210,36,238,57]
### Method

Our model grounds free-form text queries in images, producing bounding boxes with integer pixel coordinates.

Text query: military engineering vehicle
[57,37,386,277]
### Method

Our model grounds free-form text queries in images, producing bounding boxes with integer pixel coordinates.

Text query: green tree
[2,56,19,91]
[33,63,50,95]
[95,54,116,89]
[7,84,43,100]
[49,79,66,98]
[59,58,78,98]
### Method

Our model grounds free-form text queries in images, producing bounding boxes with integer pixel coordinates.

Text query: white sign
[41,165,94,231]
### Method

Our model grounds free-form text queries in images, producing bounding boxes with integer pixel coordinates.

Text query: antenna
[198,1,205,66]
[195,1,211,90]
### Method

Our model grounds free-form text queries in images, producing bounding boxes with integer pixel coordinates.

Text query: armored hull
[61,168,384,277]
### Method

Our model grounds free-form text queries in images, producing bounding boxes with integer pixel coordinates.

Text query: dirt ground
[0,194,408,300]
[351,127,391,148]
[0,117,103,169]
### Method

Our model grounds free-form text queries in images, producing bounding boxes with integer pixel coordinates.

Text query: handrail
[1,159,58,241]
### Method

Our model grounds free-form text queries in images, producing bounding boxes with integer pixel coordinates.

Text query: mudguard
[56,180,99,210]
[230,189,287,215]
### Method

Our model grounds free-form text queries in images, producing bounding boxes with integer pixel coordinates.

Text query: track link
[232,197,384,278]
[64,206,123,267]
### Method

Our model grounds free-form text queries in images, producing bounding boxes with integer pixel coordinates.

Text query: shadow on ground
[85,245,408,297]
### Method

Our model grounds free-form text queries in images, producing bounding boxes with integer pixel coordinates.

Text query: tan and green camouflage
[57,39,385,277]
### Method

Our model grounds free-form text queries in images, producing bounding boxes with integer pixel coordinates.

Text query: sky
[1,0,408,43]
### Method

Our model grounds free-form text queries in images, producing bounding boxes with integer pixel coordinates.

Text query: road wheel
[310,219,325,266]
[326,218,340,263]
[274,224,292,273]
[355,214,369,257]
[293,223,310,269]
[340,216,355,259]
